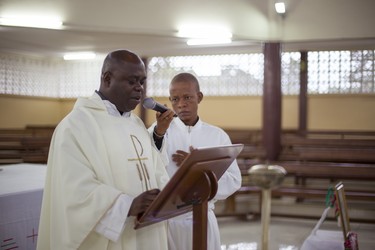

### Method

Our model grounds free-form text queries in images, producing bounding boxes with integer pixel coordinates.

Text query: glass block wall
[0,50,374,98]
[147,53,264,97]
[308,50,375,94]
[0,54,102,98]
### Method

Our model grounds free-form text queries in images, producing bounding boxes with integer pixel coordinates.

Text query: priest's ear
[197,91,203,104]
[102,71,112,87]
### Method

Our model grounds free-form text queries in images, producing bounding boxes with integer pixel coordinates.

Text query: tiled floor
[218,216,375,250]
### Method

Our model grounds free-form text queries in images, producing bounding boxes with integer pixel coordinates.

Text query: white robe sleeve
[95,194,134,242]
[148,122,170,166]
[214,132,242,200]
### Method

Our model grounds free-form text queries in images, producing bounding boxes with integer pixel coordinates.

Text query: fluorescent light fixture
[63,52,96,61]
[187,38,232,46]
[275,2,286,14]
[178,25,232,46]
[178,27,232,39]
[0,16,63,29]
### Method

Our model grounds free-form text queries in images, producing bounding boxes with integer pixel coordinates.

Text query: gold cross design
[129,135,151,191]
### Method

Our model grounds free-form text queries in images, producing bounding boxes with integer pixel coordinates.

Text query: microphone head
[143,97,170,114]
[143,97,156,110]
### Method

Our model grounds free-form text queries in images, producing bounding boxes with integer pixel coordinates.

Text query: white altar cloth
[0,163,46,250]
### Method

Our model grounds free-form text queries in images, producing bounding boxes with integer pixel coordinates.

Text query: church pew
[294,130,375,140]
[224,128,375,164]
[0,128,52,164]
[279,132,375,163]
[220,187,375,224]
[0,132,27,164]
[219,160,375,222]
[281,148,375,163]
[25,125,55,136]
[20,136,51,164]
[224,129,262,145]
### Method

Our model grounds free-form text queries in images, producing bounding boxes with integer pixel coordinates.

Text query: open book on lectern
[134,143,244,229]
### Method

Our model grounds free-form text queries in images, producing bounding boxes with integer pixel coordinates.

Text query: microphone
[143,97,169,113]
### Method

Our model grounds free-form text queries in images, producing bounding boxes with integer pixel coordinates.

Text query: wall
[145,95,375,131]
[145,96,263,129]
[1,94,374,131]
[308,94,375,130]
[0,95,65,129]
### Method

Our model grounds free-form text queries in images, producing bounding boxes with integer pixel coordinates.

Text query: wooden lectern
[134,144,243,250]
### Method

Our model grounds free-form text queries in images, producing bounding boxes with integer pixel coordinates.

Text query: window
[281,52,301,95]
[308,50,375,94]
[0,50,374,97]
[0,54,102,98]
[147,54,264,97]
[147,50,374,96]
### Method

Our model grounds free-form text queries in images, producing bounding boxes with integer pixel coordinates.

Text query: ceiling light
[178,27,232,40]
[187,38,232,46]
[178,25,232,46]
[275,2,286,14]
[0,16,63,29]
[63,52,96,61]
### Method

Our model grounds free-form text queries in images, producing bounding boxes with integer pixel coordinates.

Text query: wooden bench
[219,160,375,222]
[25,125,55,136]
[0,127,52,164]
[237,144,266,160]
[222,184,375,222]
[270,161,375,182]
[224,129,262,145]
[280,133,375,163]
[224,129,375,164]
[293,130,375,140]
[223,129,266,160]
[0,133,27,164]
[232,185,375,201]
[220,129,375,222]
[20,136,51,163]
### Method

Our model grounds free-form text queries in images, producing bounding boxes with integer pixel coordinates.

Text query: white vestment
[37,93,169,250]
[150,117,242,250]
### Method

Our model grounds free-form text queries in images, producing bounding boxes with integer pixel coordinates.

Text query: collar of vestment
[174,117,202,132]
[94,91,131,118]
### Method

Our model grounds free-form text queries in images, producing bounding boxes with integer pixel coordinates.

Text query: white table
[0,163,46,250]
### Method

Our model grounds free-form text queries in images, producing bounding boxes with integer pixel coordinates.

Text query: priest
[37,50,170,250]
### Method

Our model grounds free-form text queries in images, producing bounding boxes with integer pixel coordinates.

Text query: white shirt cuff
[95,193,134,242]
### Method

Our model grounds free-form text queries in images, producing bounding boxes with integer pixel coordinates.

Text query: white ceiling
[0,0,374,59]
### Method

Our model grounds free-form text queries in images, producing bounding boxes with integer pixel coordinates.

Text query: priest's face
[169,81,203,126]
[104,60,146,113]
